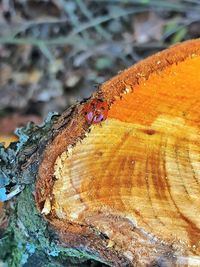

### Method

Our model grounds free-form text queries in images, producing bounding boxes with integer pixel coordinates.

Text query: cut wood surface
[36,39,200,266]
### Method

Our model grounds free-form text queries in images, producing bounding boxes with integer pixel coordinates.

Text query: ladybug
[83,99,108,124]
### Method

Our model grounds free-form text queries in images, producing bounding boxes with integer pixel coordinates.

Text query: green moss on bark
[0,186,107,266]
[0,112,109,267]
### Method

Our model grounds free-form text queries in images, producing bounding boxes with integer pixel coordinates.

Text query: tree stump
[1,39,200,267]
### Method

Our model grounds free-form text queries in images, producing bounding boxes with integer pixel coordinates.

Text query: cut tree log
[35,39,200,266]
[1,39,200,267]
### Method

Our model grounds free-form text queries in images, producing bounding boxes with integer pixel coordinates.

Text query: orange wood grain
[52,54,200,265]
[36,40,200,266]
[108,56,200,128]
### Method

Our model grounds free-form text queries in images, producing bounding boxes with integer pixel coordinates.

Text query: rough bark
[0,39,200,267]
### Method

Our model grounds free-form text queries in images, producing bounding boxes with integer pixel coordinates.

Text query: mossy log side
[1,39,200,267]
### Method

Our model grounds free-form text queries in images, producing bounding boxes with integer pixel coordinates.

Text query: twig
[76,0,111,40]
[95,0,200,12]
[162,18,200,40]
[12,19,69,38]
[0,7,149,47]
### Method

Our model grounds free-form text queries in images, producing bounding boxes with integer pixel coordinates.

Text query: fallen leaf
[13,69,42,86]
[133,12,165,43]
[0,134,18,148]
[0,113,41,134]
[0,64,12,87]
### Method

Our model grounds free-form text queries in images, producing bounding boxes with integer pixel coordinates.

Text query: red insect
[83,99,108,124]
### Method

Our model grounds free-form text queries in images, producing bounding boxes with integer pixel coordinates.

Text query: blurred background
[0,0,200,146]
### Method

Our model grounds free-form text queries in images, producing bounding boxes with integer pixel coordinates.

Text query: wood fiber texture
[36,39,200,266]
